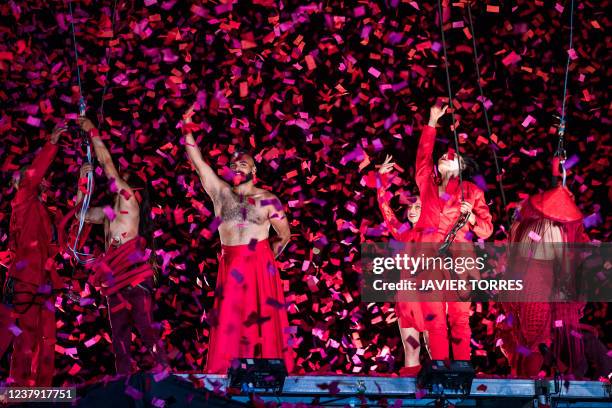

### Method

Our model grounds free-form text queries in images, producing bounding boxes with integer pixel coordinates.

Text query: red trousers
[8,280,56,386]
[397,302,426,331]
[421,301,471,361]
[206,240,294,374]
[106,279,168,375]
[0,303,15,361]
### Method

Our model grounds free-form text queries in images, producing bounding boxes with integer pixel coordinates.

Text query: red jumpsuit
[413,125,493,361]
[6,141,63,386]
[376,176,425,332]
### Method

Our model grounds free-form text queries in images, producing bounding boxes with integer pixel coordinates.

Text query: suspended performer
[413,102,493,362]
[499,186,588,377]
[182,103,294,374]
[3,125,69,386]
[377,154,428,376]
[77,117,169,375]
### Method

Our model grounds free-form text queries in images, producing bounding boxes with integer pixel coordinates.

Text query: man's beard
[232,171,253,186]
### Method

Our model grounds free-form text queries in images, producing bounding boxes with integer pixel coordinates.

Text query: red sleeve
[471,188,493,239]
[377,177,411,241]
[18,141,59,194]
[415,125,436,190]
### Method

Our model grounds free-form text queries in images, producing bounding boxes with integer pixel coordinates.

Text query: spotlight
[227,358,288,395]
[417,360,475,396]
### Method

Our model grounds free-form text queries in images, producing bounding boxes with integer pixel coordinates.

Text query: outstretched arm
[75,163,105,224]
[415,104,447,188]
[79,117,133,199]
[182,103,228,198]
[377,155,411,241]
[18,125,66,194]
[267,195,291,258]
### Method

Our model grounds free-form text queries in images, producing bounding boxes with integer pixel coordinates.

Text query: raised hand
[80,163,94,178]
[50,124,68,144]
[378,154,396,175]
[428,104,448,127]
[78,116,96,133]
[183,102,199,125]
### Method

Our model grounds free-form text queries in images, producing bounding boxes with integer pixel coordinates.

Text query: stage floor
[175,374,612,407]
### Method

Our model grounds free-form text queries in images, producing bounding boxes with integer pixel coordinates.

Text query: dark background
[0,0,609,384]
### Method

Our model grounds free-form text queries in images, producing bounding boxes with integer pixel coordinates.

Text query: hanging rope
[465,4,509,227]
[555,0,576,187]
[98,0,120,125]
[68,0,95,264]
[436,0,472,254]
[436,0,465,201]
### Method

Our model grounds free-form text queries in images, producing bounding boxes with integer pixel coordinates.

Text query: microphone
[439,211,470,255]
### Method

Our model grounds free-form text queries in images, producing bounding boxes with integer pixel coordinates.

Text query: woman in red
[377,155,426,375]
[413,103,493,362]
[501,186,587,377]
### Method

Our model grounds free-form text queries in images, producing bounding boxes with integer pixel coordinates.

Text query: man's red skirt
[206,239,295,374]
[89,237,154,297]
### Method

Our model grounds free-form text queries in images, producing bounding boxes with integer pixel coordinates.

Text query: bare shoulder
[257,189,282,203]
[257,190,286,216]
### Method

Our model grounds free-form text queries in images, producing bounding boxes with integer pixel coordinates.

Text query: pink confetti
[502,51,522,66]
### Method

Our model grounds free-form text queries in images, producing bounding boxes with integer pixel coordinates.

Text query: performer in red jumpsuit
[377,154,427,375]
[4,125,68,386]
[413,103,493,362]
[501,186,587,377]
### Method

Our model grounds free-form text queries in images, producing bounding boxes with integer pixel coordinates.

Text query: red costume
[413,125,493,361]
[89,236,154,297]
[89,236,167,374]
[376,176,425,332]
[5,142,63,386]
[206,239,295,374]
[502,186,587,377]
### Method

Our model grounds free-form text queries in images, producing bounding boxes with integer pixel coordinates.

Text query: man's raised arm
[182,103,227,198]
[78,117,134,201]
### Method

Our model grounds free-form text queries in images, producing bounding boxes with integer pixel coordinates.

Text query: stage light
[417,360,475,396]
[227,358,288,395]
[534,378,552,407]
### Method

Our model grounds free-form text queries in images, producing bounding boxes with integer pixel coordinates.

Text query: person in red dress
[377,154,427,375]
[3,125,68,386]
[413,103,493,362]
[182,103,294,374]
[501,186,588,377]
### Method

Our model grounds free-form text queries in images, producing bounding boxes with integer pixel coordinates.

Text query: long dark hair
[460,156,479,180]
[128,173,160,284]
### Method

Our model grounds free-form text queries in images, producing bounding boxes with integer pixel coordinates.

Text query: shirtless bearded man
[182,103,294,374]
